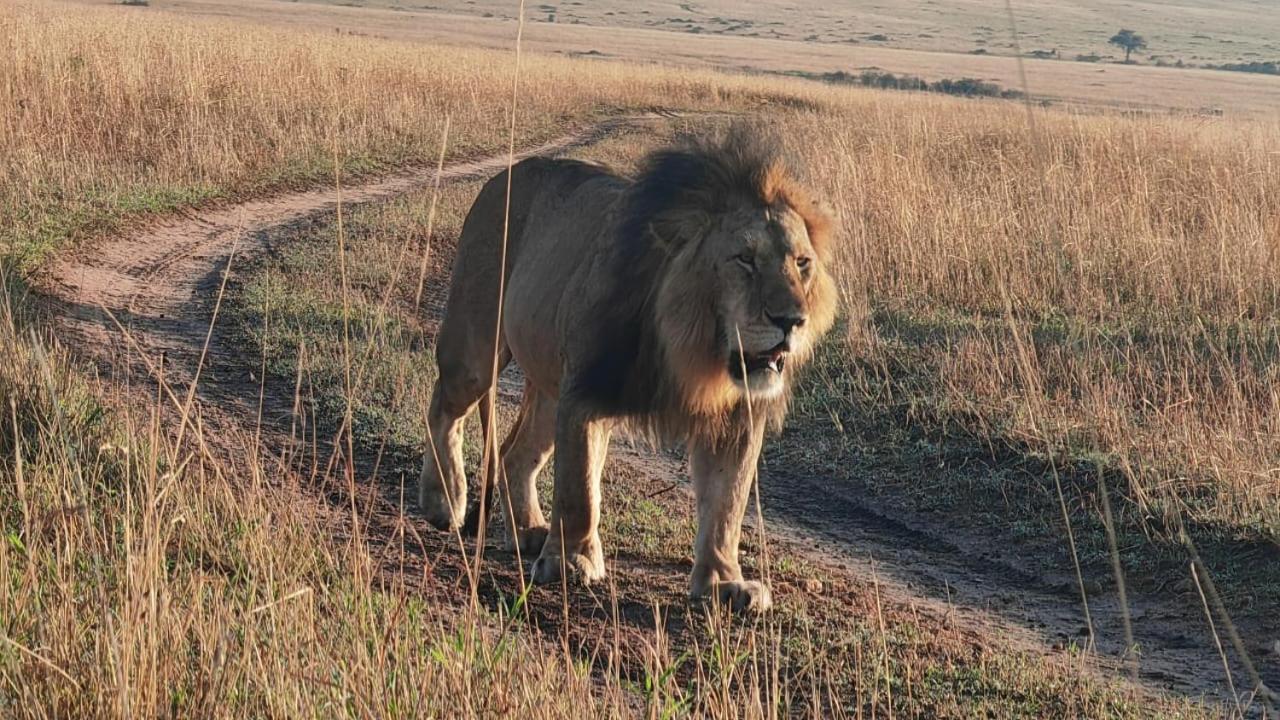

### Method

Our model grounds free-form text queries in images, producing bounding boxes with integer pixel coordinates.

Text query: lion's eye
[796,256,812,272]
[735,253,756,271]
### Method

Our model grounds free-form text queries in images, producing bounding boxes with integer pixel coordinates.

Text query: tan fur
[418,127,838,611]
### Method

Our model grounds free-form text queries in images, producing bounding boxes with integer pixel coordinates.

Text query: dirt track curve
[40,112,1273,714]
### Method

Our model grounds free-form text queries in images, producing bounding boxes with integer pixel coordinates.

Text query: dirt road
[40,113,1271,714]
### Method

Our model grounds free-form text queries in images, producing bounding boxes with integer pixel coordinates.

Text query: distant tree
[1109,29,1147,63]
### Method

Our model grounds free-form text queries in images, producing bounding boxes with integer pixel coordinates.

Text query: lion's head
[617,125,838,435]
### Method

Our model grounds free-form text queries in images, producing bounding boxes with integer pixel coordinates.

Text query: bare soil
[38,113,1275,715]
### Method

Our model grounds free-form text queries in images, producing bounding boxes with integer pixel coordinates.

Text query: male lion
[419,127,837,611]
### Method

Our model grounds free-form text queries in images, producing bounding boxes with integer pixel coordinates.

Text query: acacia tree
[1109,29,1147,63]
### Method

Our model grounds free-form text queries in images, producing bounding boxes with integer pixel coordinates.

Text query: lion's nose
[767,312,806,335]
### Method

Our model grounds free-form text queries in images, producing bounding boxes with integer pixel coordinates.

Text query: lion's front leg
[530,398,612,586]
[688,419,771,612]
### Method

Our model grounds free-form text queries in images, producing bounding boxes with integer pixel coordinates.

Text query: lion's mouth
[728,342,789,380]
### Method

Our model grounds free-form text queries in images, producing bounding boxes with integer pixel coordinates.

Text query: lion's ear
[775,179,835,260]
[650,208,712,254]
[798,197,836,260]
[812,198,837,224]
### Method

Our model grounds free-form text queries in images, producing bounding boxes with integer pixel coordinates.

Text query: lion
[418,125,837,612]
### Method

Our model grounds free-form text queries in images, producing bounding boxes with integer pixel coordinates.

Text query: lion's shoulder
[513,156,618,195]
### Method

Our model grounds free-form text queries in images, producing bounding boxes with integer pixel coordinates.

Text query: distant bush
[857,70,927,91]
[119,0,149,5]
[808,69,1023,100]
[1205,60,1279,75]
[934,77,1020,98]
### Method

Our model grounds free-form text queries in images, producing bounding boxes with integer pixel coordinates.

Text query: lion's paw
[418,484,466,531]
[506,525,551,556]
[713,580,773,613]
[530,549,605,587]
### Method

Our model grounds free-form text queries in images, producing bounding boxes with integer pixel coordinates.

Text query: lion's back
[443,156,629,393]
[452,157,623,282]
[515,157,627,263]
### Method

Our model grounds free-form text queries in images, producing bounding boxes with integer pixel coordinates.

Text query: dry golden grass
[0,0,803,269]
[777,96,1280,538]
[2,1,1277,716]
[309,0,1280,68]
[92,0,1280,118]
[0,273,632,717]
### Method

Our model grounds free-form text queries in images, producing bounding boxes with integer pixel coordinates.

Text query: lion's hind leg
[496,381,555,556]
[419,330,510,532]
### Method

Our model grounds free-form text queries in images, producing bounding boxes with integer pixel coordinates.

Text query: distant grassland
[89,0,1280,119]
[297,0,1280,69]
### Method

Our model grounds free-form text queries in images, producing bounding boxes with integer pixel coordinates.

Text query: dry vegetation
[98,0,1280,118]
[0,0,793,269]
[0,275,611,716]
[320,0,1280,67]
[2,0,1278,716]
[790,96,1280,541]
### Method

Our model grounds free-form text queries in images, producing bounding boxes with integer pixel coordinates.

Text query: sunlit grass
[2,0,1276,715]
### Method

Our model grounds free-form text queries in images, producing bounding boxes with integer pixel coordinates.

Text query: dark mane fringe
[616,122,807,271]
[590,122,818,447]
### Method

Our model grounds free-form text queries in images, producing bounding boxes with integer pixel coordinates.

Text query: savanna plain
[1,0,1278,717]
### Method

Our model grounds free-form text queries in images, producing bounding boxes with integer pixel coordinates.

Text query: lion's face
[646,147,837,422]
[707,202,825,400]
